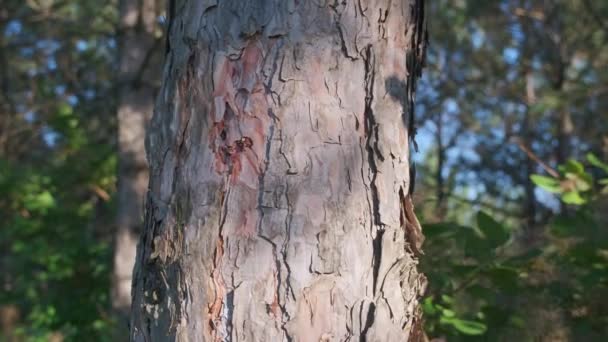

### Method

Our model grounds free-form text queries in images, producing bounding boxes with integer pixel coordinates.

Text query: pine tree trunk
[113,0,162,324]
[130,1,427,341]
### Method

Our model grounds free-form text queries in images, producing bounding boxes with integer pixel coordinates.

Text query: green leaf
[464,229,494,259]
[562,191,586,205]
[24,190,56,211]
[587,153,608,173]
[422,222,457,238]
[422,297,438,315]
[560,159,585,175]
[530,174,562,193]
[476,211,509,248]
[484,266,519,292]
[551,213,595,237]
[451,319,487,335]
[466,285,495,301]
[441,316,487,335]
[57,102,73,117]
[509,316,526,328]
[442,308,456,318]
[441,294,454,304]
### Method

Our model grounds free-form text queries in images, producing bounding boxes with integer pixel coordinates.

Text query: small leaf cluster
[531,153,608,205]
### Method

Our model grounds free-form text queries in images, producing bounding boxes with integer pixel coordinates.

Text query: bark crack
[256,184,295,342]
[281,182,295,300]
[405,0,428,154]
[362,45,383,228]
[332,3,359,61]
[371,229,384,294]
[258,234,293,342]
[208,183,229,341]
[278,128,295,174]
[360,302,376,342]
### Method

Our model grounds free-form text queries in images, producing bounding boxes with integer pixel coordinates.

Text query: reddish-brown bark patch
[209,41,271,187]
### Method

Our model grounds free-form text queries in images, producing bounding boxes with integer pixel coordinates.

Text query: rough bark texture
[130,0,427,341]
[113,0,162,322]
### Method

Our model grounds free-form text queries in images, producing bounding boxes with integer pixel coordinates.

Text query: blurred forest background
[1,0,607,341]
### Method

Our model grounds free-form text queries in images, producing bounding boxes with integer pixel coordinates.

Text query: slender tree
[114,0,162,323]
[130,1,428,341]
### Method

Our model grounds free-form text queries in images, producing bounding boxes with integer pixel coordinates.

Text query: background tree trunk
[113,0,162,326]
[130,1,427,341]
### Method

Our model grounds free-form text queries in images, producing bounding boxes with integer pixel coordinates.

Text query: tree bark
[130,1,427,341]
[113,0,162,324]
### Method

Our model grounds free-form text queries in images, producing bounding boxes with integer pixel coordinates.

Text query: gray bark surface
[131,1,427,341]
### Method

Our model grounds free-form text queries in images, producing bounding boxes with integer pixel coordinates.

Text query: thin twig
[512,137,560,178]
[90,184,111,202]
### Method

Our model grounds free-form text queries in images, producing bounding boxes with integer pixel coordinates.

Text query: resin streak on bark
[131,1,427,341]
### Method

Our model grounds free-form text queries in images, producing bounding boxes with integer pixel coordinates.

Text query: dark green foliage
[422,158,608,340]
[0,0,118,340]
[1,152,116,340]
[417,0,608,339]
